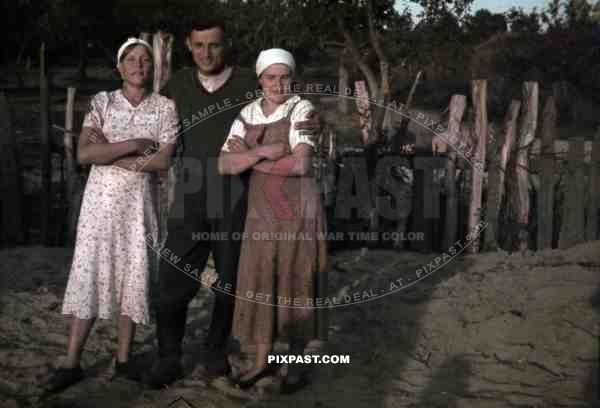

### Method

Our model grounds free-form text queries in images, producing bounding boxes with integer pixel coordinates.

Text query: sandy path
[0,243,598,407]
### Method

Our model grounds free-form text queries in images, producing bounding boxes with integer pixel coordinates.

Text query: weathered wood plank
[443,95,466,251]
[559,138,586,249]
[512,82,538,251]
[536,96,557,250]
[355,80,371,145]
[585,130,600,241]
[467,80,487,253]
[484,100,520,250]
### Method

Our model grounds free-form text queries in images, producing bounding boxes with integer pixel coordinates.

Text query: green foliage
[505,7,543,33]
[464,9,507,40]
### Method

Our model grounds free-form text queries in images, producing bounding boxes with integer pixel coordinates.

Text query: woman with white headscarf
[219,48,327,392]
[46,37,178,392]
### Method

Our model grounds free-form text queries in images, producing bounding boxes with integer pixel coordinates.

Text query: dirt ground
[0,241,598,408]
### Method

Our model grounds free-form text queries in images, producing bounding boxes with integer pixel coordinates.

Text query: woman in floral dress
[219,48,327,392]
[46,38,178,392]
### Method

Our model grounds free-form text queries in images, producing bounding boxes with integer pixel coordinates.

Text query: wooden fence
[414,80,600,252]
[1,39,598,253]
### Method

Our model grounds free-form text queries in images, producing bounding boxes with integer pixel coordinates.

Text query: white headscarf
[117,37,153,64]
[255,48,295,77]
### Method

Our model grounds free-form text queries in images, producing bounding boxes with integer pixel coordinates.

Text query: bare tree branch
[337,13,379,102]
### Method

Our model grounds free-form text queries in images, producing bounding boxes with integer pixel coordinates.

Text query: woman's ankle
[63,356,81,369]
[116,355,131,364]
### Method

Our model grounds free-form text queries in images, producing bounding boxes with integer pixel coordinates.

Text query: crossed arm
[218,137,313,177]
[77,127,175,172]
[218,110,320,176]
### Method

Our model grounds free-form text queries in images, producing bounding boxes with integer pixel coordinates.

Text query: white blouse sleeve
[289,99,316,151]
[221,118,247,152]
[82,91,108,129]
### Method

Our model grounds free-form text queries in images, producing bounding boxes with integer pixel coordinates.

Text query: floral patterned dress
[61,90,178,325]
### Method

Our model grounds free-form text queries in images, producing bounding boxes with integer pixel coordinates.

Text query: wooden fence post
[536,96,557,250]
[467,80,487,253]
[443,95,466,251]
[512,82,538,251]
[484,100,520,250]
[586,130,600,241]
[338,52,349,114]
[40,42,51,245]
[139,32,151,44]
[64,87,78,245]
[559,138,586,248]
[152,30,173,93]
[355,80,371,145]
[0,93,24,246]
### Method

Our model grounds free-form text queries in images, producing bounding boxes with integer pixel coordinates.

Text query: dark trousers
[154,188,247,359]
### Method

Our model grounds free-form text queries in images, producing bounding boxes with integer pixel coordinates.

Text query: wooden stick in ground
[392,71,423,249]
[64,87,78,245]
[393,70,422,154]
[355,80,371,145]
[152,31,173,93]
[40,42,51,245]
[513,82,539,251]
[139,32,151,44]
[586,129,600,241]
[338,50,349,114]
[0,93,24,246]
[484,100,521,250]
[467,80,488,253]
[559,138,586,249]
[442,95,466,251]
[536,96,557,250]
[149,30,175,282]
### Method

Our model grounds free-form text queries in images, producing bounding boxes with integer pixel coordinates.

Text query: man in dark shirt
[144,17,319,388]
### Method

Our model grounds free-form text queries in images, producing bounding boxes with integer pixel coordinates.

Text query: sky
[396,0,549,16]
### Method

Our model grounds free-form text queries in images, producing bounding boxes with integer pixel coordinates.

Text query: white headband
[255,48,295,77]
[117,38,153,64]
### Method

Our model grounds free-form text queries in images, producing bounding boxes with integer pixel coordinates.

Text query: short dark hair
[185,15,226,38]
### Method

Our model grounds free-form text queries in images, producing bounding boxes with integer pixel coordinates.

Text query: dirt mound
[0,243,598,407]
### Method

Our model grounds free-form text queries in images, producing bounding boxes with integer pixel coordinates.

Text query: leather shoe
[142,357,183,389]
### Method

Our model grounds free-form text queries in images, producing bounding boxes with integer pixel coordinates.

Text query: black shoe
[236,365,277,390]
[280,374,309,394]
[142,357,183,389]
[114,360,142,381]
[45,366,84,393]
[205,355,231,378]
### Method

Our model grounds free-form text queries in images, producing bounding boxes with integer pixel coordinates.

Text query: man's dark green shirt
[162,67,256,220]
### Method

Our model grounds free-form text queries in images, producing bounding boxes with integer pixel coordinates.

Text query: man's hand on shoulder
[295,111,322,134]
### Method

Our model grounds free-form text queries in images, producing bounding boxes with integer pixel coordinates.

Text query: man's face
[186,27,226,75]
